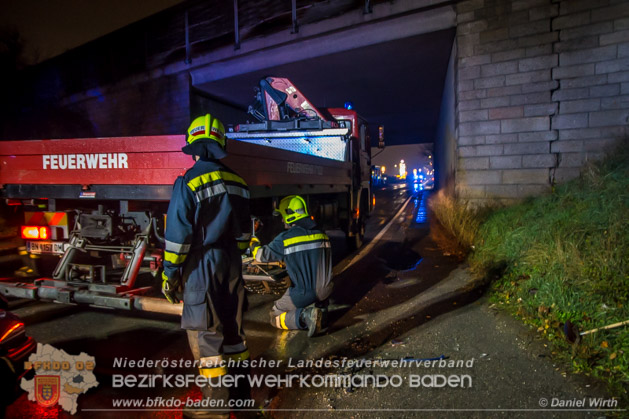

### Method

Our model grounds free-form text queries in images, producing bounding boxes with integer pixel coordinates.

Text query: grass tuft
[427,190,493,258]
[430,143,629,399]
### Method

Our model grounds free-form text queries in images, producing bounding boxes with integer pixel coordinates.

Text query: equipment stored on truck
[0,77,374,314]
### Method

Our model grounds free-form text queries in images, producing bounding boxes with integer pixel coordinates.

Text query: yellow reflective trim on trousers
[199,355,223,367]
[187,171,247,191]
[283,233,329,247]
[165,239,190,254]
[198,366,228,378]
[279,312,288,329]
[164,250,187,264]
[224,349,250,362]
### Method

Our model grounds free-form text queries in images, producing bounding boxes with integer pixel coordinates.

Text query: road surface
[2,184,617,418]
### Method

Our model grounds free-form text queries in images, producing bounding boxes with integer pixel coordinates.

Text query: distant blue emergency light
[344,101,354,110]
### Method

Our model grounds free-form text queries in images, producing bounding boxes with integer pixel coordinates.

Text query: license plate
[27,241,65,255]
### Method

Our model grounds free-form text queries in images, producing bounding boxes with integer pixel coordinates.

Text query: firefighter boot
[229,365,257,418]
[315,300,329,333]
[300,307,323,337]
[183,377,230,419]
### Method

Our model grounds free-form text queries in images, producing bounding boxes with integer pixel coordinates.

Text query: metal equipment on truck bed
[0,77,373,315]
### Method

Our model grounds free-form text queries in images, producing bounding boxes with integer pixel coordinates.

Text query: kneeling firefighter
[250,195,333,337]
[161,113,252,418]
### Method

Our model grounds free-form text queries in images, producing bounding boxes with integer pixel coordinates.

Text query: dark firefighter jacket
[254,218,332,301]
[162,145,250,328]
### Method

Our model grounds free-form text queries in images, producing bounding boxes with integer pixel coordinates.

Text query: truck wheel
[346,219,364,251]
[0,359,16,415]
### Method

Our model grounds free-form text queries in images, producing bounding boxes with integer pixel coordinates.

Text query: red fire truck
[0,78,373,314]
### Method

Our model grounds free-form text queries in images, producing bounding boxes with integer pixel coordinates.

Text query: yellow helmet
[186,113,226,149]
[274,195,309,224]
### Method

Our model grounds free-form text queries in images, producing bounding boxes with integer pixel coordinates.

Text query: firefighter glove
[161,272,181,304]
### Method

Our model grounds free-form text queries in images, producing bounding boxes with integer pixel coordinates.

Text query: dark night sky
[371,144,433,175]
[0,0,182,65]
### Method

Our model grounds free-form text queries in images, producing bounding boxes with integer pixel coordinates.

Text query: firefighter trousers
[270,288,330,330]
[181,246,248,365]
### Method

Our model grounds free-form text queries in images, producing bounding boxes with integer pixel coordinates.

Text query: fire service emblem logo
[35,375,60,407]
[22,343,99,414]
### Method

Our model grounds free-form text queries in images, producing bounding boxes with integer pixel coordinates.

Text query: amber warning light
[21,226,50,240]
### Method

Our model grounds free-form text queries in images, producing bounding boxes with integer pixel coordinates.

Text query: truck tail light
[21,226,50,240]
[0,322,24,343]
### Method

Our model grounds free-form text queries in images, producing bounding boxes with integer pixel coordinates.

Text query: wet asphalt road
[3,186,618,418]
[3,183,426,418]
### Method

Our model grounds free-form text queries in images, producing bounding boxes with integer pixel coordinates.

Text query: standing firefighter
[250,195,332,337]
[161,114,251,417]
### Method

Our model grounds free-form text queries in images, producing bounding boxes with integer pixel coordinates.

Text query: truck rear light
[21,226,50,240]
[0,322,24,343]
[23,211,70,240]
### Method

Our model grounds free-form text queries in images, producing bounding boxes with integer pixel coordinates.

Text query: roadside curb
[305,265,485,360]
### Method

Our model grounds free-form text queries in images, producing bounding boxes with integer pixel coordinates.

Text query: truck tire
[0,358,16,416]
[346,218,365,251]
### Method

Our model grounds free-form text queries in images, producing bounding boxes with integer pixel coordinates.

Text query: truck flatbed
[0,135,351,200]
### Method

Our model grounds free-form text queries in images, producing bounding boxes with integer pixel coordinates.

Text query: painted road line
[333,195,412,276]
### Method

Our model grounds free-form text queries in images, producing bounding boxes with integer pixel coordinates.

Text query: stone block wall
[1,68,192,141]
[59,72,192,138]
[455,0,629,204]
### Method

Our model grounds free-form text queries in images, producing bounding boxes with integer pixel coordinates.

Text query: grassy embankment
[429,148,628,399]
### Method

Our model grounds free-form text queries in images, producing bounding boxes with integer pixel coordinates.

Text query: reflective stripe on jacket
[255,220,332,296]
[163,159,250,280]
